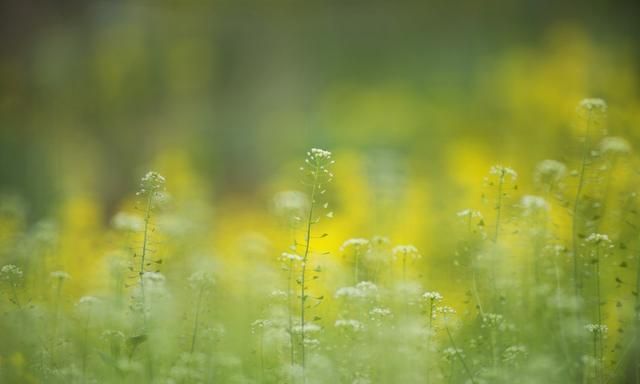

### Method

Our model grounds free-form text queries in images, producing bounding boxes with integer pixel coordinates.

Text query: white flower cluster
[578,98,607,112]
[50,270,71,280]
[585,233,613,247]
[137,171,166,196]
[392,244,421,260]
[422,291,443,301]
[521,195,549,215]
[279,252,303,262]
[369,307,392,318]
[188,271,216,290]
[111,212,144,232]
[585,324,608,334]
[490,165,518,181]
[335,319,364,332]
[456,209,483,219]
[300,148,335,182]
[534,159,567,187]
[600,136,631,155]
[78,296,100,306]
[335,281,378,299]
[340,238,370,253]
[273,190,309,225]
[481,313,505,329]
[1,264,23,282]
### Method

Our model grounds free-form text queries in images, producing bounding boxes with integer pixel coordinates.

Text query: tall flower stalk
[131,171,166,336]
[297,148,334,376]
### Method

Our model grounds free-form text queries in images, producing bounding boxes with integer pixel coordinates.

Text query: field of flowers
[1,2,640,384]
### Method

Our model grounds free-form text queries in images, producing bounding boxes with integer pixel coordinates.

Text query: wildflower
[585,233,613,247]
[423,291,443,301]
[1,265,23,282]
[585,324,608,335]
[188,271,215,290]
[280,252,303,262]
[136,171,169,206]
[111,212,144,232]
[273,190,309,227]
[77,296,100,306]
[369,307,392,318]
[521,195,549,215]
[137,171,166,196]
[481,313,505,329]
[392,245,421,260]
[600,136,631,155]
[50,270,71,280]
[335,319,364,332]
[578,98,607,113]
[340,238,370,253]
[534,159,567,187]
[490,165,518,181]
[335,281,378,299]
[457,209,483,219]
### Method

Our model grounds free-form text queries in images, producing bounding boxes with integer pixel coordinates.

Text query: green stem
[573,111,592,299]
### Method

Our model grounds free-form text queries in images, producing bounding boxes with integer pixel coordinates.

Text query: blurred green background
[1,0,639,220]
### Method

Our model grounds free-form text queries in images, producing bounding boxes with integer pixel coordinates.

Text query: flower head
[578,98,607,113]
[600,136,631,156]
[392,245,421,260]
[534,159,567,187]
[1,264,23,283]
[490,165,518,181]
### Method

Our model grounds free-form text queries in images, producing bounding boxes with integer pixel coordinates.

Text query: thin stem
[445,325,476,384]
[300,164,319,378]
[190,286,204,353]
[573,111,592,298]
[139,193,153,330]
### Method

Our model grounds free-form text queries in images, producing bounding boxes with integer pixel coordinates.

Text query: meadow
[2,2,640,384]
[2,95,640,383]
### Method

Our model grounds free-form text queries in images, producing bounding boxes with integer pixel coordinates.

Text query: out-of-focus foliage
[1,1,640,383]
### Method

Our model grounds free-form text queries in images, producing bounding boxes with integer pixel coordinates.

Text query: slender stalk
[573,111,592,298]
[139,193,153,330]
[190,286,204,353]
[445,326,476,384]
[300,163,319,378]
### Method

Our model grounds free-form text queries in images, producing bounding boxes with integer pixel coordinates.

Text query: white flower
[585,233,612,246]
[335,281,378,299]
[1,264,23,282]
[422,291,443,301]
[490,165,518,181]
[600,136,631,155]
[78,296,100,306]
[188,271,215,290]
[521,195,549,215]
[585,324,608,334]
[280,252,303,262]
[340,238,370,253]
[534,159,567,187]
[50,270,71,280]
[273,190,309,225]
[578,98,607,112]
[111,212,144,232]
[137,171,166,196]
[369,307,392,317]
[335,319,364,332]
[457,209,483,219]
[392,245,421,260]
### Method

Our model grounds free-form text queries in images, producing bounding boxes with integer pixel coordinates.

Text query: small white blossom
[585,324,608,334]
[490,165,518,181]
[1,264,23,282]
[600,136,631,155]
[340,238,370,253]
[392,245,421,260]
[335,319,364,332]
[422,291,443,301]
[578,98,607,112]
[521,195,549,215]
[50,270,71,280]
[534,159,567,190]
